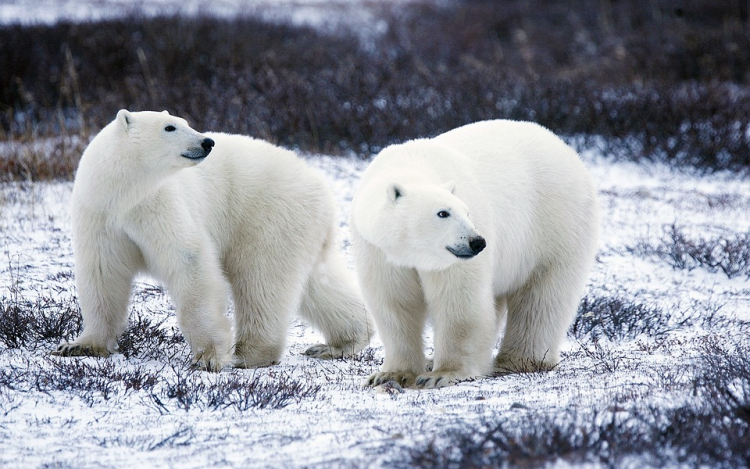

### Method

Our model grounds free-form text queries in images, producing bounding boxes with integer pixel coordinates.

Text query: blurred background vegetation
[1,0,750,180]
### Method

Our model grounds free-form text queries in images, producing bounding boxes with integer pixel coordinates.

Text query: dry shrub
[2,0,750,181]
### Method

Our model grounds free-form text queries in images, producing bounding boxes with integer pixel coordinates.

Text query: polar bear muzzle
[446,235,486,259]
[181,137,215,160]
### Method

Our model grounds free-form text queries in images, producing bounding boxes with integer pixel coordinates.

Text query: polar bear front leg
[364,284,428,388]
[167,256,234,372]
[416,265,496,388]
[356,242,428,388]
[53,230,141,358]
[128,219,234,371]
[365,287,426,388]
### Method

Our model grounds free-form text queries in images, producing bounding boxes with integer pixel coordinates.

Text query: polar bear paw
[493,354,556,375]
[233,357,280,369]
[232,343,281,369]
[51,341,111,358]
[414,371,463,389]
[191,347,233,372]
[304,343,362,360]
[364,371,417,388]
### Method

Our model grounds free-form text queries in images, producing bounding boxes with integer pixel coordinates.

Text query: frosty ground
[1,0,750,466]
[1,145,748,468]
[0,0,414,34]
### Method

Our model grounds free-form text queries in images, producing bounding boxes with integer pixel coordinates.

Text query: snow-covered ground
[1,1,748,466]
[1,146,748,467]
[0,0,420,32]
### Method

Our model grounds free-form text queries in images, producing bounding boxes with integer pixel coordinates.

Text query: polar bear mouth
[181,149,209,160]
[446,246,478,259]
[446,236,486,259]
[181,138,215,161]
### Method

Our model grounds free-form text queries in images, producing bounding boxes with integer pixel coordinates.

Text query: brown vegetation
[2,0,750,181]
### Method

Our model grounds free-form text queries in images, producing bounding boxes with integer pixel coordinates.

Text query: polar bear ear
[442,180,457,194]
[116,109,133,131]
[161,110,169,115]
[387,183,405,202]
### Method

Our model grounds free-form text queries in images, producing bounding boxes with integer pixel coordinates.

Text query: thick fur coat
[351,120,600,388]
[56,110,371,370]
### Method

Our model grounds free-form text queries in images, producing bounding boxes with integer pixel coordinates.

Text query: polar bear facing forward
[352,120,599,389]
[55,110,371,370]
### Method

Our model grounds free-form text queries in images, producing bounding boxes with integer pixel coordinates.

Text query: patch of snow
[0,147,748,468]
[0,0,426,31]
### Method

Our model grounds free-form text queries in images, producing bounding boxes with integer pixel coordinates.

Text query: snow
[0,3,748,466]
[0,0,420,31]
[1,147,749,467]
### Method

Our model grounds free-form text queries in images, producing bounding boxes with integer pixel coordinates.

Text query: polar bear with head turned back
[55,109,372,371]
[352,119,600,389]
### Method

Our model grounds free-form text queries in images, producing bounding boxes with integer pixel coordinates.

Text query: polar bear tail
[300,237,373,360]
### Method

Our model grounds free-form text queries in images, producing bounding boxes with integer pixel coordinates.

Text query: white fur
[352,119,600,388]
[56,110,372,371]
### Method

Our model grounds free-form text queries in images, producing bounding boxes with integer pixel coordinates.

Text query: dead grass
[627,223,750,279]
[404,338,750,468]
[571,293,676,341]
[2,0,750,181]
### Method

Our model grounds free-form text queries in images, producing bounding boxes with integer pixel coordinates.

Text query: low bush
[160,368,321,412]
[118,310,185,360]
[0,294,81,349]
[570,293,677,341]
[627,223,750,279]
[2,0,750,181]
[403,339,750,468]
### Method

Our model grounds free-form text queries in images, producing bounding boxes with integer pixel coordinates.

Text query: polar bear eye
[437,210,450,218]
[164,125,176,132]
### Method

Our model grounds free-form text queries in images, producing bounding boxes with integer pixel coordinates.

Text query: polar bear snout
[446,235,486,259]
[182,137,215,160]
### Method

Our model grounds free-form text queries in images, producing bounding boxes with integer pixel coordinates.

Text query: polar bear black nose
[469,236,486,254]
[201,138,215,152]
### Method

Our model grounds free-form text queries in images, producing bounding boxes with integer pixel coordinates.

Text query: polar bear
[54,110,372,371]
[352,120,599,388]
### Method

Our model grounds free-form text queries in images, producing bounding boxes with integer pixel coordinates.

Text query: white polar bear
[54,110,372,371]
[352,119,600,388]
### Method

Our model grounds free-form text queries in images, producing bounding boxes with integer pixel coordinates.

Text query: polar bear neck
[73,123,179,212]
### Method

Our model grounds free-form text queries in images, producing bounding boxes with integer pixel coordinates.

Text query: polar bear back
[435,120,600,294]
[172,132,335,260]
[354,119,599,297]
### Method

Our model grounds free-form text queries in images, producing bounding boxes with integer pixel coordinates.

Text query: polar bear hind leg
[494,261,583,374]
[301,241,373,359]
[226,247,311,368]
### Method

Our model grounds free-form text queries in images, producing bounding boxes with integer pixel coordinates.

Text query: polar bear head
[365,180,487,271]
[113,109,215,175]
